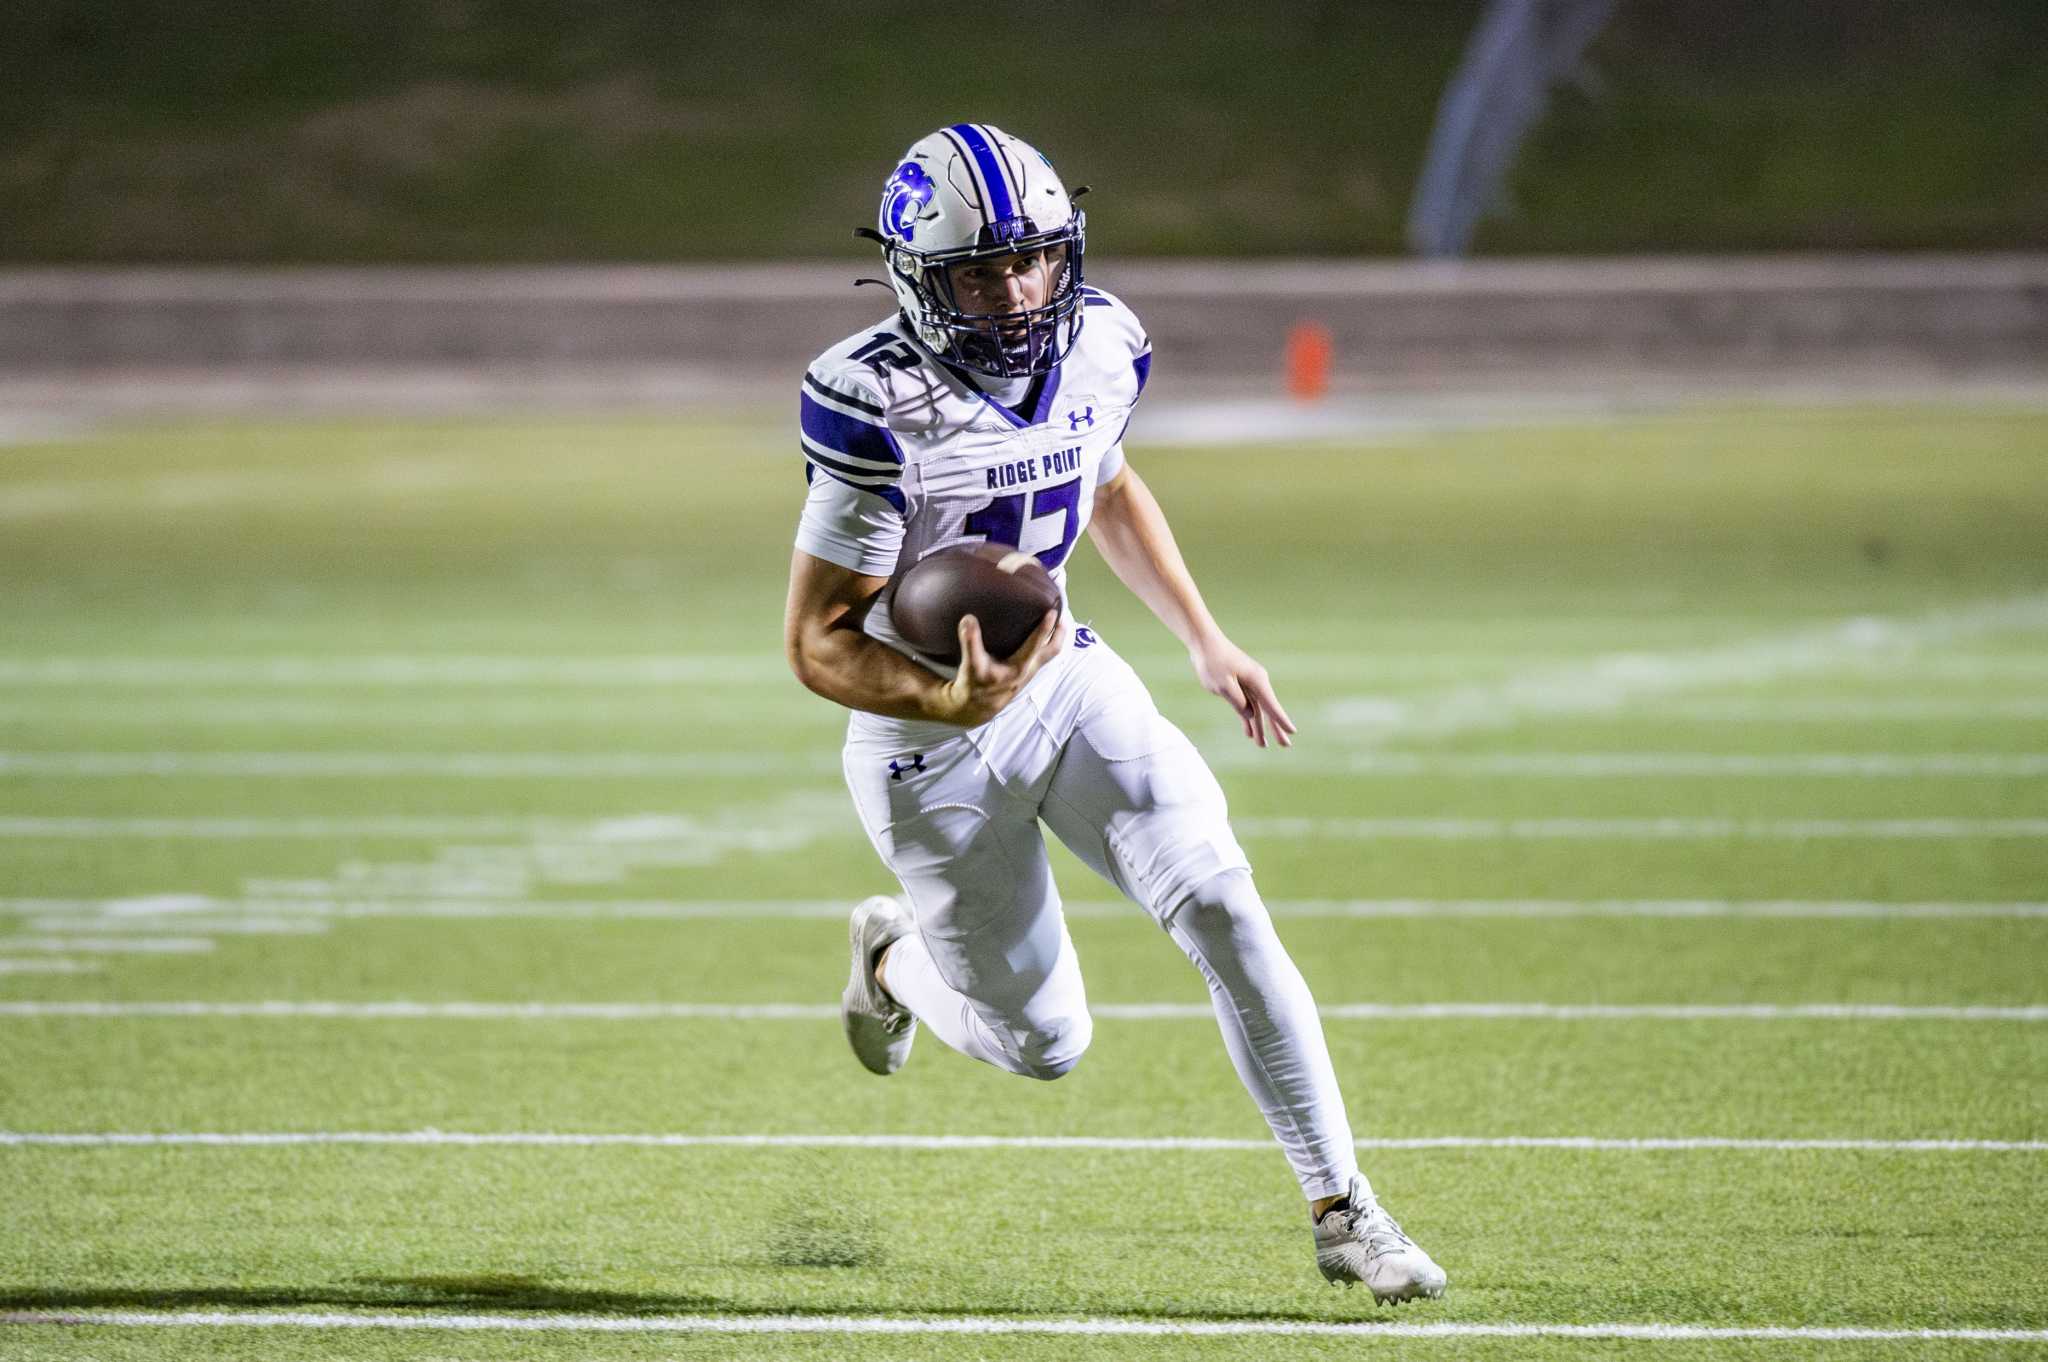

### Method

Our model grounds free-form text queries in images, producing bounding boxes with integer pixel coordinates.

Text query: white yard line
[0,653,1572,687]
[0,655,801,686]
[6,749,2045,778]
[0,1308,2039,1342]
[1233,817,2048,839]
[0,810,843,842]
[1,595,2043,702]
[1209,751,2048,776]
[0,959,100,975]
[1,815,2044,841]
[2,1131,2041,1153]
[0,1001,2039,1021]
[1612,698,2048,722]
[1910,656,2048,679]
[0,751,838,778]
[4,896,873,921]
[19,916,329,935]
[0,697,843,726]
[0,815,558,839]
[1298,592,2048,744]
[0,459,498,521]
[1253,899,2048,920]
[12,895,2044,922]
[0,936,214,953]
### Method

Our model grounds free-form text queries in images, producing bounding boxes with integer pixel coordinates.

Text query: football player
[783,123,1445,1302]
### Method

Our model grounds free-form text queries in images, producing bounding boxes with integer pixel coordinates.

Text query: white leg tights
[1166,869,1360,1201]
[881,915,1092,1082]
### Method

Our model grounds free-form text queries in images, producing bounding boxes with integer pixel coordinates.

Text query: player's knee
[1017,1010,1092,1081]
[1174,869,1273,947]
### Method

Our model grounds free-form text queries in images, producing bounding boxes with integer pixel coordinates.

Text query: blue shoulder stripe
[799,392,903,466]
[804,372,884,419]
[805,459,906,514]
[1133,351,1151,395]
[801,435,900,480]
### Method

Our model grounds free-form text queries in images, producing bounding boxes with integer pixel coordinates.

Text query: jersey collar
[891,318,1067,429]
[955,361,1064,430]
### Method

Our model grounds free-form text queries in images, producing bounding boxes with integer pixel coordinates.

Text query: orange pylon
[1285,321,1332,400]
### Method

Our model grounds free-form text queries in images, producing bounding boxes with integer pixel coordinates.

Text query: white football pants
[842,632,1361,1201]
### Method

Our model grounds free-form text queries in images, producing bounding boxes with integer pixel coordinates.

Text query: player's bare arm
[784,548,1062,727]
[1088,465,1297,748]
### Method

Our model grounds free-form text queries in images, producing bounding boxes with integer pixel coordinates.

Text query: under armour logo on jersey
[1066,406,1094,431]
[888,753,928,781]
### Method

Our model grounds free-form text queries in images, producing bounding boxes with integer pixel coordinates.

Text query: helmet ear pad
[884,247,948,354]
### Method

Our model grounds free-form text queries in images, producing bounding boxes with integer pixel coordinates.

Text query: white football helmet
[865,124,1086,378]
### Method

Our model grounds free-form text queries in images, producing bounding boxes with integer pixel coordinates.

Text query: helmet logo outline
[883,162,937,242]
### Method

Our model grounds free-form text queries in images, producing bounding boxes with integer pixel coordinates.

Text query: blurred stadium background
[3,2,2045,1358]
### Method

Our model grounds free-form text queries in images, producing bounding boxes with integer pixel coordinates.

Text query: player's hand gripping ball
[891,544,1062,665]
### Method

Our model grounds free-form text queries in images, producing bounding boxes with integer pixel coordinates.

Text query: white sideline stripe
[2,1001,2041,1021]
[1,1308,2043,1342]
[7,749,2047,779]
[3,815,2046,841]
[0,959,100,975]
[12,895,2046,922]
[4,1131,2042,1154]
[1235,817,2048,840]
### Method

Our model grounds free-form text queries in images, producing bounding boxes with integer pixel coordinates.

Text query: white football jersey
[794,285,1152,740]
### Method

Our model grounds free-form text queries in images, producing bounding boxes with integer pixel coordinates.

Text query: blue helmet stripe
[973,123,1019,217]
[934,126,991,225]
[950,123,1015,223]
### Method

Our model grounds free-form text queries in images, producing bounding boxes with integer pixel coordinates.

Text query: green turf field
[2,402,2046,1359]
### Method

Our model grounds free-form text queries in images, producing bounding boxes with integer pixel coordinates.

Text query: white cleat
[1313,1177,1447,1305]
[841,894,917,1076]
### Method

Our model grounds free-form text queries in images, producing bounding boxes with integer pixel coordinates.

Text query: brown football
[890,543,1062,665]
